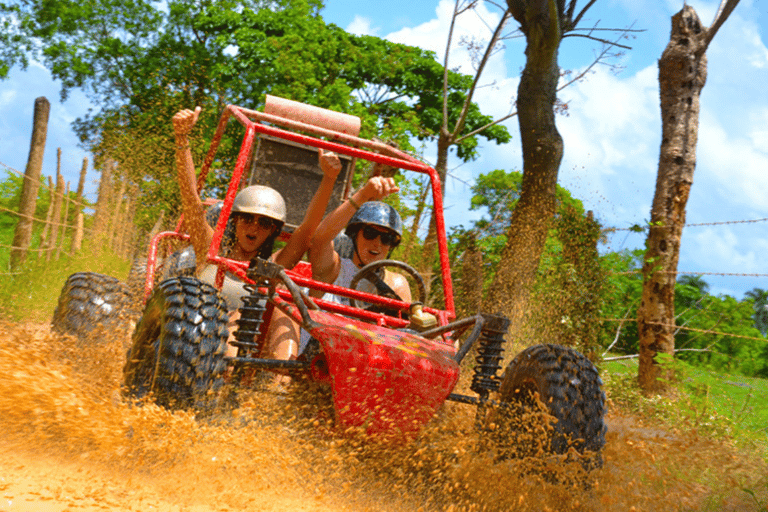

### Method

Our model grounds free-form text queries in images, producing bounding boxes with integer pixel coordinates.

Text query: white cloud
[386,0,509,81]
[346,15,378,36]
[0,90,16,108]
[747,107,768,149]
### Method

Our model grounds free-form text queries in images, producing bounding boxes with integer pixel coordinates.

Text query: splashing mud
[0,320,765,511]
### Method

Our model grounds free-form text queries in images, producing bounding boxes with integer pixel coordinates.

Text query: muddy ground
[0,320,765,512]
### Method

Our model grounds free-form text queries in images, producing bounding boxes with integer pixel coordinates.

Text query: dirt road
[0,321,765,511]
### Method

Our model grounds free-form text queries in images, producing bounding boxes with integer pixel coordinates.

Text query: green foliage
[449,168,600,347]
[1,0,510,237]
[595,248,644,352]
[674,292,767,377]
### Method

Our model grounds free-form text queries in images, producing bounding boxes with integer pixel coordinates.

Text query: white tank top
[198,264,248,311]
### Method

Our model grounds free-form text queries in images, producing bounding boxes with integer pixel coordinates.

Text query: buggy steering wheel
[348,259,427,311]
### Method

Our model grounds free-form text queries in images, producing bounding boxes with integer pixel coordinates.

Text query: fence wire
[1,161,91,210]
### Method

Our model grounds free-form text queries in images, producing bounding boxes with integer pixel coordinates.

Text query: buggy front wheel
[122,276,230,412]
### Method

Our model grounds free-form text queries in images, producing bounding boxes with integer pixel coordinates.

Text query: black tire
[51,272,134,341]
[495,344,606,468]
[126,258,149,300]
[122,276,229,411]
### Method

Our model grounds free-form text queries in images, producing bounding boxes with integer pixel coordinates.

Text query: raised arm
[273,149,342,269]
[309,176,400,284]
[173,107,213,268]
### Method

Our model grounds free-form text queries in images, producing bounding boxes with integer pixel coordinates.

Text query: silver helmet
[231,185,287,223]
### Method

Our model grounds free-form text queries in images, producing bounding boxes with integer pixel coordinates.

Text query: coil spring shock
[231,281,269,357]
[470,314,510,399]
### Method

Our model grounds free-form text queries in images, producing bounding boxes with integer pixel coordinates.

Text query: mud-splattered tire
[122,276,229,411]
[495,344,606,468]
[126,258,149,303]
[51,272,134,341]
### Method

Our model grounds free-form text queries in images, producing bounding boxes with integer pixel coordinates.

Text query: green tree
[2,0,510,238]
[484,0,635,343]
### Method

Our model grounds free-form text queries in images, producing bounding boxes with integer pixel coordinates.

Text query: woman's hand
[361,176,399,202]
[172,106,201,139]
[319,149,342,180]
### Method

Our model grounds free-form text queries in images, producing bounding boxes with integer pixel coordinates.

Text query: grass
[0,242,131,322]
[602,356,768,450]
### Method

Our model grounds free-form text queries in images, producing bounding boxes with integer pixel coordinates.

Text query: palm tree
[676,274,710,309]
[744,288,768,336]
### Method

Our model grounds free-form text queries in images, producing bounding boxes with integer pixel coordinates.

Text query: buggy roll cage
[145,103,456,329]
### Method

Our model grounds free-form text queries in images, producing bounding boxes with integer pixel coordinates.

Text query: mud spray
[0,320,765,511]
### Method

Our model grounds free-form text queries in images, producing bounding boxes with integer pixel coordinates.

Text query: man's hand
[319,149,342,179]
[361,176,399,202]
[172,106,201,138]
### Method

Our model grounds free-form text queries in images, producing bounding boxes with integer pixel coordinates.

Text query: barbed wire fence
[0,161,137,274]
[0,97,137,274]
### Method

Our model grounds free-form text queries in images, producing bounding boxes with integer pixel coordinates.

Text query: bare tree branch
[564,33,633,49]
[571,0,598,30]
[441,0,462,134]
[703,0,741,50]
[451,10,513,137]
[455,107,518,144]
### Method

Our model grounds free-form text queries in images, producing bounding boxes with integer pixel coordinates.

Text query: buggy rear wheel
[51,272,134,342]
[122,276,229,412]
[494,344,606,469]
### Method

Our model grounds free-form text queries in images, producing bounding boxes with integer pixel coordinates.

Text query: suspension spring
[470,314,510,398]
[231,282,269,357]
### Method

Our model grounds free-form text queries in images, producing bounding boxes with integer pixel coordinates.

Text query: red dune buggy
[53,96,606,463]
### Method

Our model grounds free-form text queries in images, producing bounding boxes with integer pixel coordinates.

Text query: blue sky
[1,0,766,298]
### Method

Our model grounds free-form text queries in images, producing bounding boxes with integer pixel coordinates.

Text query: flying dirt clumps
[0,320,765,511]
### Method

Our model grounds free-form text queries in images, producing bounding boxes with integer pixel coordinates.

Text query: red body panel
[304,309,459,439]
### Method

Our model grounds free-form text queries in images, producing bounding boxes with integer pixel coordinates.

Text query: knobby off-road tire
[126,257,150,304]
[123,276,229,412]
[495,344,607,470]
[51,272,134,341]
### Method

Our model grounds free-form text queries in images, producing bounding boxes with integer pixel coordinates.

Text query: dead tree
[637,0,741,393]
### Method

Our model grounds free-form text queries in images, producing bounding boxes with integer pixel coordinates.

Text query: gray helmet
[232,185,287,223]
[345,201,402,244]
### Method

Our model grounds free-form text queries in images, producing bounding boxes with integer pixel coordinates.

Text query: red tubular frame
[188,104,456,324]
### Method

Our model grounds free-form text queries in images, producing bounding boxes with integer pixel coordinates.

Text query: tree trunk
[486,0,563,335]
[11,97,50,268]
[637,6,707,393]
[421,131,453,298]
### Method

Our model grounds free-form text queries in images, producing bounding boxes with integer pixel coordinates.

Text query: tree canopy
[0,0,510,231]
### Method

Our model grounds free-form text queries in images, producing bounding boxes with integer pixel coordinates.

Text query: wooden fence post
[38,175,54,257]
[70,157,88,254]
[11,97,50,268]
[46,172,64,262]
[91,159,114,245]
[72,212,84,253]
[109,177,127,252]
[56,181,71,260]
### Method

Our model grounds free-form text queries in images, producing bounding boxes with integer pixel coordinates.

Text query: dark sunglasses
[360,225,400,246]
[237,213,279,230]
